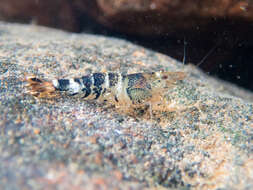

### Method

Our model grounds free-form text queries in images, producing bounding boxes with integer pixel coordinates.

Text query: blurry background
[0,0,252,91]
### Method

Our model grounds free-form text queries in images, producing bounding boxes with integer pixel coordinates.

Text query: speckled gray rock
[0,22,252,190]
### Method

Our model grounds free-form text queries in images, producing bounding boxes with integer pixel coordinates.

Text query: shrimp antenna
[197,43,219,67]
[183,36,187,65]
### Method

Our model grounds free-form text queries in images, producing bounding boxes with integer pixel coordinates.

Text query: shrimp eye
[162,75,168,79]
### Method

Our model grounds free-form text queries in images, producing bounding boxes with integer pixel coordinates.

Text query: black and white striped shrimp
[25,71,186,111]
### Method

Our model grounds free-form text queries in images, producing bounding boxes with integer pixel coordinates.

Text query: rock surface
[0,22,252,189]
[1,0,253,36]
[80,0,253,36]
